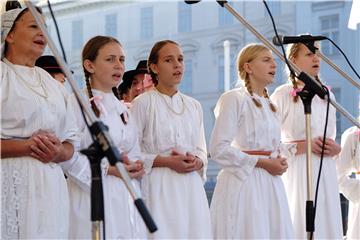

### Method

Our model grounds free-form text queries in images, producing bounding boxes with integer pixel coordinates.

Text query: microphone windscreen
[184,0,201,4]
[272,35,283,46]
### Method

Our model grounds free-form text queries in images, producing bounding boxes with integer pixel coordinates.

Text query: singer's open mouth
[312,64,319,69]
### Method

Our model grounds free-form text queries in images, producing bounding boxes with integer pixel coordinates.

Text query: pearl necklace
[155,88,186,116]
[3,58,49,99]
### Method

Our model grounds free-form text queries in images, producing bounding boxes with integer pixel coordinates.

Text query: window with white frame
[140,7,153,39]
[178,2,192,32]
[72,20,83,50]
[218,54,236,91]
[105,14,117,37]
[320,14,339,56]
[179,59,193,94]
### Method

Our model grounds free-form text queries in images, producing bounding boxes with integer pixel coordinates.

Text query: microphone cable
[263,1,331,239]
[324,36,360,80]
[46,0,67,63]
[262,0,297,80]
[310,85,331,240]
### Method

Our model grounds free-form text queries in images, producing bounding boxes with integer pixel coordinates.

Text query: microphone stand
[215,1,360,239]
[296,82,316,236]
[25,2,157,239]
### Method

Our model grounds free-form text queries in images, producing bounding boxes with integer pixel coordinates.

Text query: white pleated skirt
[282,154,343,239]
[143,167,212,239]
[68,174,147,239]
[347,199,360,240]
[210,166,294,239]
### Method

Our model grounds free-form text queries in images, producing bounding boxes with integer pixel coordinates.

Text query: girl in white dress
[271,42,343,239]
[337,125,360,240]
[61,36,147,239]
[210,43,294,239]
[1,3,78,239]
[130,40,212,239]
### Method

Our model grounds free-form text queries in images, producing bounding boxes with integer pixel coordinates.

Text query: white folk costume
[1,59,78,239]
[337,126,360,240]
[209,87,294,239]
[130,89,212,239]
[271,83,343,239]
[62,89,146,239]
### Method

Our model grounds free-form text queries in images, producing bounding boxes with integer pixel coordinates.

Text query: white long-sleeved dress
[1,60,78,239]
[62,89,146,239]
[130,89,212,239]
[209,87,294,239]
[271,84,343,239]
[337,126,360,240]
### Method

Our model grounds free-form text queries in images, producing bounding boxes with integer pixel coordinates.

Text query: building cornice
[40,0,132,18]
[311,1,345,12]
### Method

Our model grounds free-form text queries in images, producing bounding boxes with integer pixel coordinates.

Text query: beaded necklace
[3,58,48,99]
[155,88,185,116]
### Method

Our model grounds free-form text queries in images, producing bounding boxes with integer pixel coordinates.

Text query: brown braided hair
[244,77,262,108]
[147,40,180,86]
[263,88,277,112]
[82,35,122,117]
[286,42,323,102]
[237,43,276,112]
[112,87,121,100]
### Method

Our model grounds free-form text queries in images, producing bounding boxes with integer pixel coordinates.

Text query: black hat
[118,78,131,96]
[122,60,148,83]
[35,55,71,74]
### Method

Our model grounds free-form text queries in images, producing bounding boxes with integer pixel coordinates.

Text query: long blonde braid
[263,88,277,112]
[244,77,262,108]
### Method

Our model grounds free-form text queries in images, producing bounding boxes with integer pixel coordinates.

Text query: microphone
[184,0,201,4]
[273,35,327,46]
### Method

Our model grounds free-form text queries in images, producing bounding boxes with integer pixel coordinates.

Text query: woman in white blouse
[62,35,147,239]
[337,125,360,240]
[1,2,78,239]
[271,42,342,239]
[209,43,294,239]
[131,40,212,239]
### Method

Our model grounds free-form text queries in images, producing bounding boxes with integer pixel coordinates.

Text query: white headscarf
[1,7,25,58]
